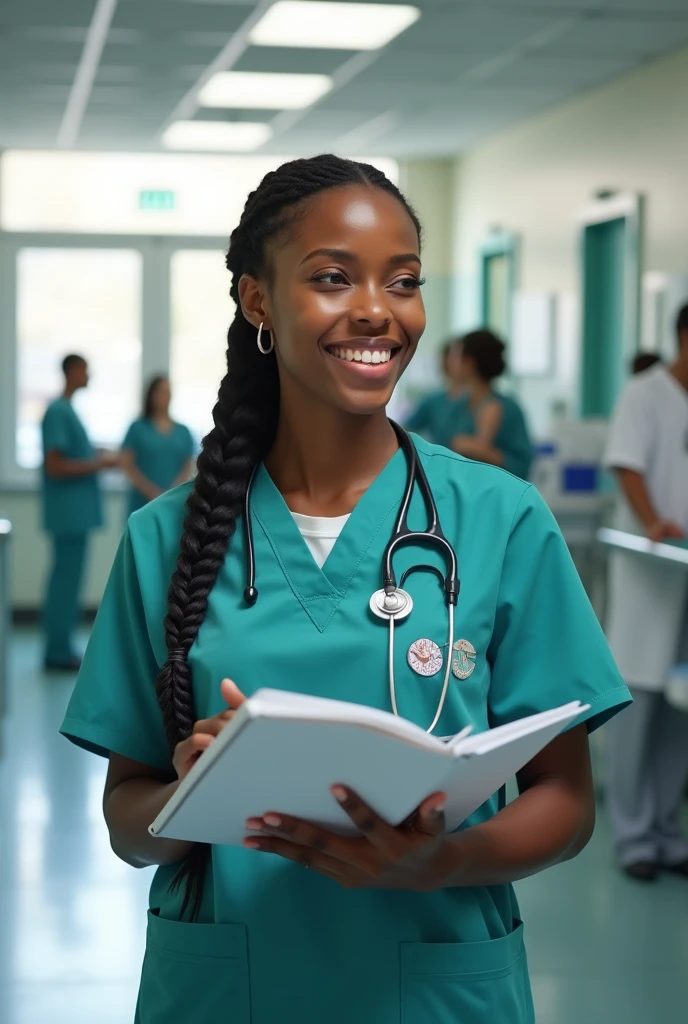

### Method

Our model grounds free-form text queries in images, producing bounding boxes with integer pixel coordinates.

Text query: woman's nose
[350,286,393,329]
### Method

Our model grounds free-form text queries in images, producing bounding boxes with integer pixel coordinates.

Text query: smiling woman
[60,154,630,1024]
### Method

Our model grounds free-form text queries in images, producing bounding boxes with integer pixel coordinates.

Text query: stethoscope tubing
[388,602,455,735]
[242,421,461,735]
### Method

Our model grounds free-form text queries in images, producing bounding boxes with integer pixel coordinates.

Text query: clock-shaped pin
[407,638,443,677]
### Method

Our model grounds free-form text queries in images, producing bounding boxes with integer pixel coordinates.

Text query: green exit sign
[139,189,176,211]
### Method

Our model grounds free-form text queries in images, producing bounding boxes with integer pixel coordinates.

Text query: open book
[149,689,589,846]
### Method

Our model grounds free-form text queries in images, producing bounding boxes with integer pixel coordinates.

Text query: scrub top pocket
[400,921,533,1024]
[136,911,251,1024]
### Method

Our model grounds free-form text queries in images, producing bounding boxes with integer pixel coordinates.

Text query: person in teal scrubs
[404,339,464,445]
[60,156,631,1024]
[450,330,533,480]
[42,354,119,671]
[121,376,195,518]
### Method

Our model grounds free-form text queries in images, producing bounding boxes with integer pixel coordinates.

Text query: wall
[394,158,455,411]
[0,490,126,612]
[451,44,688,435]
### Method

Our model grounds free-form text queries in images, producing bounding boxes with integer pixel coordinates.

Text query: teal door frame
[479,230,519,337]
[579,193,644,417]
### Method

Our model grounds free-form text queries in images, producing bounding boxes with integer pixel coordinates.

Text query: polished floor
[1,628,687,1024]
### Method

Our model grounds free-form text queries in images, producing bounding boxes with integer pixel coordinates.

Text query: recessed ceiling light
[161,121,273,152]
[249,1,420,50]
[198,71,332,110]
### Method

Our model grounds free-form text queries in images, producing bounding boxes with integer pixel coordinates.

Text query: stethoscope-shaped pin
[452,639,477,679]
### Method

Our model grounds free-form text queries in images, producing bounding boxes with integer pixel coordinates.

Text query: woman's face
[151,379,171,414]
[240,185,426,417]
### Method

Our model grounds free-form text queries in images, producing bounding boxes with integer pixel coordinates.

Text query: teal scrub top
[405,389,464,448]
[41,397,102,535]
[454,393,533,481]
[122,419,195,516]
[61,437,630,1024]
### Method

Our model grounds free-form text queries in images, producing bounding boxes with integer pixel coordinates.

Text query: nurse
[41,354,119,671]
[404,338,464,445]
[604,306,688,881]
[61,156,630,1024]
[450,330,533,480]
[121,376,195,518]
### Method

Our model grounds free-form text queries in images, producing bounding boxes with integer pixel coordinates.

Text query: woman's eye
[312,271,349,286]
[394,276,425,290]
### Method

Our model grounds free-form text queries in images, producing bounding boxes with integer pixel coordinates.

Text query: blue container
[562,464,598,492]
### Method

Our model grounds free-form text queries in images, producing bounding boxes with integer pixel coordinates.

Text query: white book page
[248,689,451,753]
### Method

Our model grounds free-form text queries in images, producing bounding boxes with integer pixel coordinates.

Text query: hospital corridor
[2,2,688,1023]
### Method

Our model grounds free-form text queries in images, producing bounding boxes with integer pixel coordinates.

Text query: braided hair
[155,154,422,918]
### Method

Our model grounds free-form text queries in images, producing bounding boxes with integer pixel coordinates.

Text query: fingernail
[263,814,281,827]
[433,801,446,815]
[245,818,264,830]
[243,838,261,849]
[331,786,347,803]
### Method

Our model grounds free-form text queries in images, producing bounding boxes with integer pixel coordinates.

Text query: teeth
[329,347,393,364]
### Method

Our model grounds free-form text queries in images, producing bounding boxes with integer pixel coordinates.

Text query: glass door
[14,245,143,469]
[168,249,234,445]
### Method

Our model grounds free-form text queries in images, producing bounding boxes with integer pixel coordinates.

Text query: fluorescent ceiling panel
[198,71,332,110]
[249,1,420,50]
[162,121,273,151]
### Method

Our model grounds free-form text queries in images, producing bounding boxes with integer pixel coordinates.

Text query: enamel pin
[452,639,477,680]
[407,638,443,677]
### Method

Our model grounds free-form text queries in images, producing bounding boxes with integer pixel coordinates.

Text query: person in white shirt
[603,303,688,881]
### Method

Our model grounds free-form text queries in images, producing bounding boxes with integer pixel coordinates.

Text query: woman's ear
[238,274,272,331]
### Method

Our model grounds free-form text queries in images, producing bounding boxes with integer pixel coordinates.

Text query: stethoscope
[242,422,461,735]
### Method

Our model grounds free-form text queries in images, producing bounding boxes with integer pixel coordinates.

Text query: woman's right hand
[172,678,247,781]
[647,519,685,543]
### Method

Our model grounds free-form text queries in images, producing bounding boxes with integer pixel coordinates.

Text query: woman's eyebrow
[301,248,421,266]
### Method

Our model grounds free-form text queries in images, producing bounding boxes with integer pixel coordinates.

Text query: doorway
[579,195,643,417]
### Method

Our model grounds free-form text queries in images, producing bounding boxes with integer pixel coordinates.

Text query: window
[169,250,233,444]
[16,248,142,468]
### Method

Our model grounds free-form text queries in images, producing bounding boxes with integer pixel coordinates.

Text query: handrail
[597,527,688,567]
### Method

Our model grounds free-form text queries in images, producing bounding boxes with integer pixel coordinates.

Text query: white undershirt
[290,510,350,569]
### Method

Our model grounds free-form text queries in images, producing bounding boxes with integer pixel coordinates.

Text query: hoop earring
[256,322,274,355]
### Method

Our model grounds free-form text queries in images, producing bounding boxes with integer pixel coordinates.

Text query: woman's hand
[243,786,451,892]
[647,519,685,542]
[173,678,246,781]
[452,434,481,458]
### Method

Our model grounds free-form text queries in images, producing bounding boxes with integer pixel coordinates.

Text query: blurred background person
[404,338,464,445]
[450,329,533,480]
[632,352,663,375]
[603,304,688,881]
[120,375,195,518]
[41,354,119,671]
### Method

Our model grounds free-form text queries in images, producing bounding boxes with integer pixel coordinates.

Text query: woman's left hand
[452,434,481,457]
[243,786,452,892]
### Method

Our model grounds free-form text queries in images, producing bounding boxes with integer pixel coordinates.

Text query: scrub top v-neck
[61,436,630,1024]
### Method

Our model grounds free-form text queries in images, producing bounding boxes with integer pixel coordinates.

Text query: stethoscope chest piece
[369,588,413,621]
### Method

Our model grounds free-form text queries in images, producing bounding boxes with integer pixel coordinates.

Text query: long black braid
[155,154,422,919]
